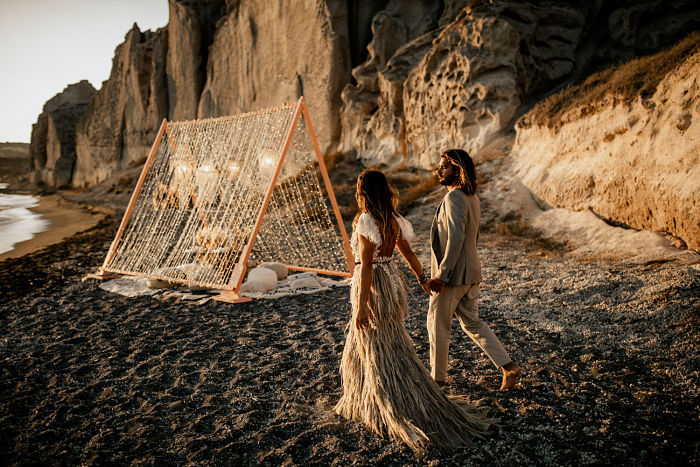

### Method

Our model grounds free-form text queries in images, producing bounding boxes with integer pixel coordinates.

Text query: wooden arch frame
[90,97,353,303]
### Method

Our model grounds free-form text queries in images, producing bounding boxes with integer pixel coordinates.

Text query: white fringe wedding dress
[334,213,494,450]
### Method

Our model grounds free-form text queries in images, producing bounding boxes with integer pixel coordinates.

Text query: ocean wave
[0,193,49,255]
[0,193,39,210]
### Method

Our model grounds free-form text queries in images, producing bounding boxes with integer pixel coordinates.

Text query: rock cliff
[43,0,699,185]
[197,0,352,154]
[29,81,96,188]
[513,34,700,249]
[73,25,168,188]
[167,0,227,122]
[28,0,700,250]
[342,0,699,168]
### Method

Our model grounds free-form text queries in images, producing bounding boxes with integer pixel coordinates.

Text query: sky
[0,0,169,143]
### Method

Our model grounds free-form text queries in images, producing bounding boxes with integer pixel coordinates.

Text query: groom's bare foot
[500,362,521,390]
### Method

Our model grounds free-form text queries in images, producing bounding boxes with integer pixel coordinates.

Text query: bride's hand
[356,305,370,330]
[420,279,433,295]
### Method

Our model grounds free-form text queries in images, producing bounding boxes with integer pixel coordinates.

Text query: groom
[426,149,521,390]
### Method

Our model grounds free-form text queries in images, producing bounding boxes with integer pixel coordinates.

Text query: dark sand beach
[1,203,698,465]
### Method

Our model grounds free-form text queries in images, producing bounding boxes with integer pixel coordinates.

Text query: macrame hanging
[92,97,353,303]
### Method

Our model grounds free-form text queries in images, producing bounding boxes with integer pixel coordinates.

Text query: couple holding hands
[334,149,521,450]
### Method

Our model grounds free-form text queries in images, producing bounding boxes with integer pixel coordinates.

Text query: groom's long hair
[354,169,398,242]
[442,149,478,195]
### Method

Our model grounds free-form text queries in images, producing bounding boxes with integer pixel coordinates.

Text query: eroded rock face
[340,0,444,166]
[342,2,589,168]
[340,0,698,168]
[512,50,700,249]
[31,0,700,192]
[197,0,352,154]
[73,25,168,188]
[167,0,227,121]
[489,2,586,94]
[404,13,522,168]
[29,81,96,188]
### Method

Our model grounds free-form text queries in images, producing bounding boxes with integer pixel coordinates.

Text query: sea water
[0,183,50,255]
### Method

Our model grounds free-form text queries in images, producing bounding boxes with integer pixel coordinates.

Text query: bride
[335,169,494,450]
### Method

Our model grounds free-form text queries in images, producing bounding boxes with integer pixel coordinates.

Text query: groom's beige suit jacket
[430,188,482,286]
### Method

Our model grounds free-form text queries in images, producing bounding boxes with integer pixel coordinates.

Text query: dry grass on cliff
[325,150,437,221]
[521,31,700,129]
[388,171,438,211]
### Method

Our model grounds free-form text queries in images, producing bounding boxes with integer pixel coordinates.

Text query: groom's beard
[439,173,457,186]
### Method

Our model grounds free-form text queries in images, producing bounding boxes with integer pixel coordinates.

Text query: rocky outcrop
[73,25,168,188]
[340,1,588,168]
[340,0,444,166]
[512,38,700,249]
[341,0,699,169]
[197,0,352,154]
[30,0,700,191]
[29,81,96,188]
[403,13,523,168]
[167,0,226,121]
[68,0,352,189]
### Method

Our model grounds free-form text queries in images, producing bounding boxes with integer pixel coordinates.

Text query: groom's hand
[430,278,446,293]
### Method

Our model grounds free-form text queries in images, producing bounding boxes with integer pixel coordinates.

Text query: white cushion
[290,275,321,290]
[239,280,271,293]
[257,262,288,280]
[241,267,278,292]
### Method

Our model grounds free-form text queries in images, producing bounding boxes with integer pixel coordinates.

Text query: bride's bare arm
[397,238,432,295]
[356,235,376,330]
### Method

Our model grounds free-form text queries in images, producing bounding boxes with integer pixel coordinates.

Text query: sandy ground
[0,194,106,261]
[0,192,698,465]
[0,145,698,464]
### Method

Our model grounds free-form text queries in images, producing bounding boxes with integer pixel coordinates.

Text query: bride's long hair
[354,169,398,242]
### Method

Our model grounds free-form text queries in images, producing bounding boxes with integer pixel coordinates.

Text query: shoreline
[0,193,107,261]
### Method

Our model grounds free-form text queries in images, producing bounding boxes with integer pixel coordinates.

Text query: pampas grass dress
[335,213,494,450]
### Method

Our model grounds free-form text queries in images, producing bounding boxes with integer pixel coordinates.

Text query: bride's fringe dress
[335,213,494,450]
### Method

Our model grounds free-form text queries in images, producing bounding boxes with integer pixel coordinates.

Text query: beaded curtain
[105,103,350,289]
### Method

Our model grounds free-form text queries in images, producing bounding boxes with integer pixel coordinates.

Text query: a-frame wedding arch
[91,97,353,303]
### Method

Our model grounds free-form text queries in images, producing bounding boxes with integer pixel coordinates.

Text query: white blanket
[98,272,349,303]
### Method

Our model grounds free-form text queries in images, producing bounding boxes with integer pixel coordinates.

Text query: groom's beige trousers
[427,282,511,381]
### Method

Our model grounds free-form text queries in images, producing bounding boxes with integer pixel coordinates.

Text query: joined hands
[421,278,446,295]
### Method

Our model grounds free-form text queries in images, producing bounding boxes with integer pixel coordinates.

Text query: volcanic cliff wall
[343,0,700,168]
[72,25,168,188]
[28,0,700,246]
[513,35,700,249]
[32,0,699,186]
[29,80,96,188]
[196,0,352,155]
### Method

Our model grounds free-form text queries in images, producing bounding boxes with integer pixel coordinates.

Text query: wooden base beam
[212,290,252,303]
[83,270,119,281]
